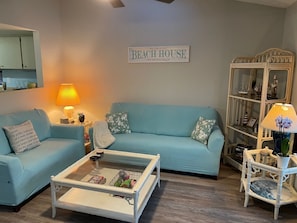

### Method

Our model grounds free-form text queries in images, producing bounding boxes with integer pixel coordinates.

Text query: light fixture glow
[56,83,80,121]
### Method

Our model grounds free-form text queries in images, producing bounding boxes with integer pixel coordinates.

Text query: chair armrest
[50,124,84,141]
[207,125,225,153]
[0,155,24,185]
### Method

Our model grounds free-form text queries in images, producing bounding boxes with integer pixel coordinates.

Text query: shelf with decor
[224,48,295,171]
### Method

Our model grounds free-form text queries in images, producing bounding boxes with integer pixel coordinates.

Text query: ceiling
[235,0,297,8]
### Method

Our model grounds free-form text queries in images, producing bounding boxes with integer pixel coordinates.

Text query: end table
[57,120,92,154]
[75,120,92,153]
[240,148,297,220]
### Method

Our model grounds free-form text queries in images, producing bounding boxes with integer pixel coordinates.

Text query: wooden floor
[0,164,297,223]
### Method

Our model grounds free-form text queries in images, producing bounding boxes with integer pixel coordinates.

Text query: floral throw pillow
[191,116,216,144]
[106,112,131,134]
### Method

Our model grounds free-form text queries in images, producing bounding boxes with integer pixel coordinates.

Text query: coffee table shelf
[51,149,160,223]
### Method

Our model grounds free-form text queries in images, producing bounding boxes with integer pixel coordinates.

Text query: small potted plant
[280,137,290,157]
[275,116,291,168]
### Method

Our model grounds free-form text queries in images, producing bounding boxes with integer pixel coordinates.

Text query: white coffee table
[50,149,160,223]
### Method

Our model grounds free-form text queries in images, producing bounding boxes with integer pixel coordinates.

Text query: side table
[57,120,92,154]
[240,148,297,220]
[75,121,92,153]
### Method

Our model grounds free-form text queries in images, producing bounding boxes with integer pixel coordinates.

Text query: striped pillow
[3,120,41,153]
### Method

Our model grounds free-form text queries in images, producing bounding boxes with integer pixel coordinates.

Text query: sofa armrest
[207,126,225,153]
[50,124,84,142]
[0,155,24,185]
[89,127,94,149]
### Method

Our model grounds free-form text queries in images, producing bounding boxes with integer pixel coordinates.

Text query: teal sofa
[91,102,224,177]
[0,109,85,209]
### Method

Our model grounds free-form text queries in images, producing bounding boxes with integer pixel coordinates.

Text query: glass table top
[54,149,159,191]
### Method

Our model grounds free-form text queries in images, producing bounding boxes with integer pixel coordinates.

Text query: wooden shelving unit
[224,48,295,170]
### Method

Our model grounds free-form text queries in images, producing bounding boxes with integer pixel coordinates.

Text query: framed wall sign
[128,45,190,63]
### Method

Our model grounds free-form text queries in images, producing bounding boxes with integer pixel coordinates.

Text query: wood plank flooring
[0,164,296,223]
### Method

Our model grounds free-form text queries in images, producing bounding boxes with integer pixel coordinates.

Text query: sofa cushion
[10,138,83,172]
[5,137,84,205]
[0,109,51,155]
[110,102,219,137]
[3,120,41,153]
[106,112,131,134]
[0,129,13,155]
[108,133,214,173]
[6,109,51,141]
[191,116,216,144]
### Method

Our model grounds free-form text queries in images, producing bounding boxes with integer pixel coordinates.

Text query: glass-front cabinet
[224,48,295,170]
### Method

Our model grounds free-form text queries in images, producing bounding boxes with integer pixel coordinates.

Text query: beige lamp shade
[56,83,80,120]
[56,83,80,106]
[261,103,297,133]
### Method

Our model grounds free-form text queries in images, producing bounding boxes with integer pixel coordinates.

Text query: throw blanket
[93,121,115,148]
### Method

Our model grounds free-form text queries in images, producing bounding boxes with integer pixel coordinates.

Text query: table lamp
[261,103,297,155]
[56,83,80,123]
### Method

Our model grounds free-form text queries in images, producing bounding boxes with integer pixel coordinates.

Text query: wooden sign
[128,45,190,63]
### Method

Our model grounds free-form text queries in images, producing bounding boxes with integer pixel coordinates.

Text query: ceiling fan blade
[110,0,125,8]
[155,0,175,3]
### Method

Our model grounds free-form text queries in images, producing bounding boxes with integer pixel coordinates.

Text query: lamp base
[64,106,75,121]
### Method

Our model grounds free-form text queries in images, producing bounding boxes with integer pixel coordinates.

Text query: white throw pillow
[3,120,41,153]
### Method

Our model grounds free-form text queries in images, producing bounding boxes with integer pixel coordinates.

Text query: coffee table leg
[50,177,57,218]
[157,154,161,187]
[133,191,139,223]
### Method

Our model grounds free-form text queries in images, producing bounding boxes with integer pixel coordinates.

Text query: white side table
[240,148,297,220]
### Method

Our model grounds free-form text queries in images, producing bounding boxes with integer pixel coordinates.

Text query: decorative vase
[272,131,290,155]
[277,155,290,169]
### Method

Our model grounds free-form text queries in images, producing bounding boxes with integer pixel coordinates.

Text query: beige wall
[283,1,297,108]
[0,0,63,119]
[0,0,292,124]
[60,0,285,122]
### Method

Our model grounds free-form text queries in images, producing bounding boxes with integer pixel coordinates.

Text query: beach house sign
[128,45,190,63]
